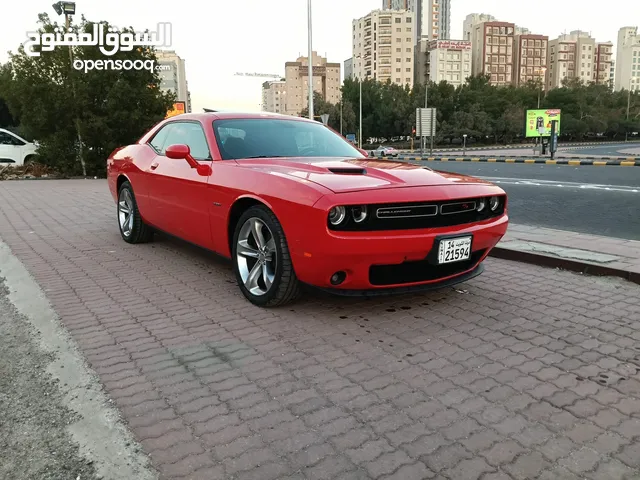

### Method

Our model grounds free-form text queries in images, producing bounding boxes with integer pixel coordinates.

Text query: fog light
[330,271,346,285]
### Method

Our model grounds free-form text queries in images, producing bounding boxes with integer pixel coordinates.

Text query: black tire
[117,180,154,244]
[232,205,300,307]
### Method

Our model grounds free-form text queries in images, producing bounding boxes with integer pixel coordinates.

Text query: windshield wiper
[245,155,286,158]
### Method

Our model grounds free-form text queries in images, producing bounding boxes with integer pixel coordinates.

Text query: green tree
[0,13,174,176]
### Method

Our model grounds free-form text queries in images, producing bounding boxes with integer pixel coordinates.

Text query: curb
[489,246,640,286]
[384,156,640,166]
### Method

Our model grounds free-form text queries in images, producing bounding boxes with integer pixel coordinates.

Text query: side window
[153,122,211,161]
[0,132,13,145]
[149,125,171,154]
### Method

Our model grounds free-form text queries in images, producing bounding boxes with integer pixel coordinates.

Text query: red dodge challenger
[107,111,508,307]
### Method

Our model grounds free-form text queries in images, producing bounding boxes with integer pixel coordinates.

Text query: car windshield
[213,118,365,160]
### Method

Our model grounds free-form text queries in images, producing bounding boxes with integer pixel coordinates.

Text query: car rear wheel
[232,205,300,307]
[117,181,153,244]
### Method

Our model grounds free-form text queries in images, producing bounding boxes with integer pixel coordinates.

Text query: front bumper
[289,213,508,291]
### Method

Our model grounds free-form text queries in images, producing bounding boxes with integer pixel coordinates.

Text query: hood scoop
[327,167,367,175]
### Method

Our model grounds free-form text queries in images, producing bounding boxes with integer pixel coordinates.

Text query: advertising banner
[525,109,561,137]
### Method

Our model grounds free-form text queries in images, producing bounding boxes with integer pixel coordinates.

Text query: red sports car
[107,112,508,307]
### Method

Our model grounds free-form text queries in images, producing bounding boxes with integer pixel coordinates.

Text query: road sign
[416,108,436,137]
[320,114,330,125]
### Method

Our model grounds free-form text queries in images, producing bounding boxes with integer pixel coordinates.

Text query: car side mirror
[165,143,190,159]
[165,143,201,170]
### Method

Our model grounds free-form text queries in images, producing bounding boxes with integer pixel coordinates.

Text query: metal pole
[359,78,363,148]
[340,99,343,135]
[626,80,631,142]
[429,108,434,155]
[307,0,313,120]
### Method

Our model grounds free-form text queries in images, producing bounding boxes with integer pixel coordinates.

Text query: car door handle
[150,162,159,170]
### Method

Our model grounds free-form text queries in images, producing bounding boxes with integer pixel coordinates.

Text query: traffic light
[412,126,416,135]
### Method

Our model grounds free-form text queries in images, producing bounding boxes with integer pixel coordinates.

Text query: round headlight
[352,205,368,223]
[489,196,500,211]
[477,198,486,212]
[328,206,347,225]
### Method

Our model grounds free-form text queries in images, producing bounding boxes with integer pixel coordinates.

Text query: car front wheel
[117,181,154,244]
[232,205,300,307]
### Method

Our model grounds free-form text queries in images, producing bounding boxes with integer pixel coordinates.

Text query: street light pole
[359,77,363,148]
[307,0,314,120]
[626,78,631,142]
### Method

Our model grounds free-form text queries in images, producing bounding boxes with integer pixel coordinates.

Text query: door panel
[144,121,214,249]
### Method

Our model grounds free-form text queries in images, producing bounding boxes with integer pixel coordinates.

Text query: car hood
[234,157,493,193]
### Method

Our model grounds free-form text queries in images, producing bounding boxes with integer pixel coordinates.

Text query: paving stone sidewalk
[1,179,639,480]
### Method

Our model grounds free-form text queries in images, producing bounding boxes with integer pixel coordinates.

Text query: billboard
[166,101,186,118]
[525,109,561,137]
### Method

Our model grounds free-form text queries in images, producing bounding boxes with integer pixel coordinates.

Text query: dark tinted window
[213,118,364,160]
[0,132,25,146]
[149,122,211,160]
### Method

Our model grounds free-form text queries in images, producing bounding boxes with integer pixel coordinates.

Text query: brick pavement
[1,179,640,480]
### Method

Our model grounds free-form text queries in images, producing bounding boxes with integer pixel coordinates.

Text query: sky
[1,0,638,113]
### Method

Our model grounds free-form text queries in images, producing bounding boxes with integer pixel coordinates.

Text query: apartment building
[385,0,451,43]
[283,51,341,116]
[261,80,286,114]
[513,34,548,87]
[462,13,496,41]
[471,21,515,86]
[547,31,613,89]
[424,40,472,87]
[610,60,616,89]
[344,58,354,80]
[615,27,640,92]
[352,9,414,87]
[155,50,191,112]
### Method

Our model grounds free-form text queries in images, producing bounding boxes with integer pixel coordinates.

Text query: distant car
[0,128,38,166]
[372,145,399,157]
[107,111,508,307]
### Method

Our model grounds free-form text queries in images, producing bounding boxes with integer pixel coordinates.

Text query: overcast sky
[1,0,638,113]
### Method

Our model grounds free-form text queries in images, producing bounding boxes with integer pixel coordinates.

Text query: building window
[395,17,401,23]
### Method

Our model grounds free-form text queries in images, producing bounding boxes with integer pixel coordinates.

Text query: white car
[0,128,38,166]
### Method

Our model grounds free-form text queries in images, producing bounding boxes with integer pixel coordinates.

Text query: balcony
[379,59,391,65]
[379,18,391,25]
[379,39,392,45]
[379,28,392,35]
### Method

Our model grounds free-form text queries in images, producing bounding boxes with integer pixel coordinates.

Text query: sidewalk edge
[489,246,640,286]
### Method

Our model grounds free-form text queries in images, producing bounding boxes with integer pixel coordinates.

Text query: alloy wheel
[236,217,277,296]
[118,188,134,237]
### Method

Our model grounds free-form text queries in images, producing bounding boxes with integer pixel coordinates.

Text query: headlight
[489,196,500,211]
[328,206,346,225]
[351,205,368,223]
[477,198,486,212]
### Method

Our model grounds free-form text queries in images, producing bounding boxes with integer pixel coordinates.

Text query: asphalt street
[428,142,640,158]
[426,162,640,241]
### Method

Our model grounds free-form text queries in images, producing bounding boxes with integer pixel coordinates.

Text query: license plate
[437,236,472,264]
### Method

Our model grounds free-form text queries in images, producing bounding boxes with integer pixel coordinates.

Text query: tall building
[610,60,616,89]
[344,58,354,80]
[513,34,548,87]
[423,40,472,87]
[156,50,191,112]
[352,9,414,87]
[386,0,451,42]
[615,27,640,92]
[547,31,613,89]
[462,13,496,42]
[261,80,286,114]
[284,51,341,116]
[471,21,515,86]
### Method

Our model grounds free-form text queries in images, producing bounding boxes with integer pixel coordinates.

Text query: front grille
[330,197,505,231]
[369,249,486,286]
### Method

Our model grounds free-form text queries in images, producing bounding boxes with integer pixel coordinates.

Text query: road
[426,162,640,240]
[426,142,640,158]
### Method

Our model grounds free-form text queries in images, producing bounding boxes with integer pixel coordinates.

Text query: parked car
[371,145,399,157]
[107,112,508,307]
[0,128,38,166]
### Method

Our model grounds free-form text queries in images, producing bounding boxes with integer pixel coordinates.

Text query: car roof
[167,111,319,124]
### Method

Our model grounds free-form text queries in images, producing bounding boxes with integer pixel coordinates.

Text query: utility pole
[626,79,631,142]
[307,0,313,120]
[359,77,363,148]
